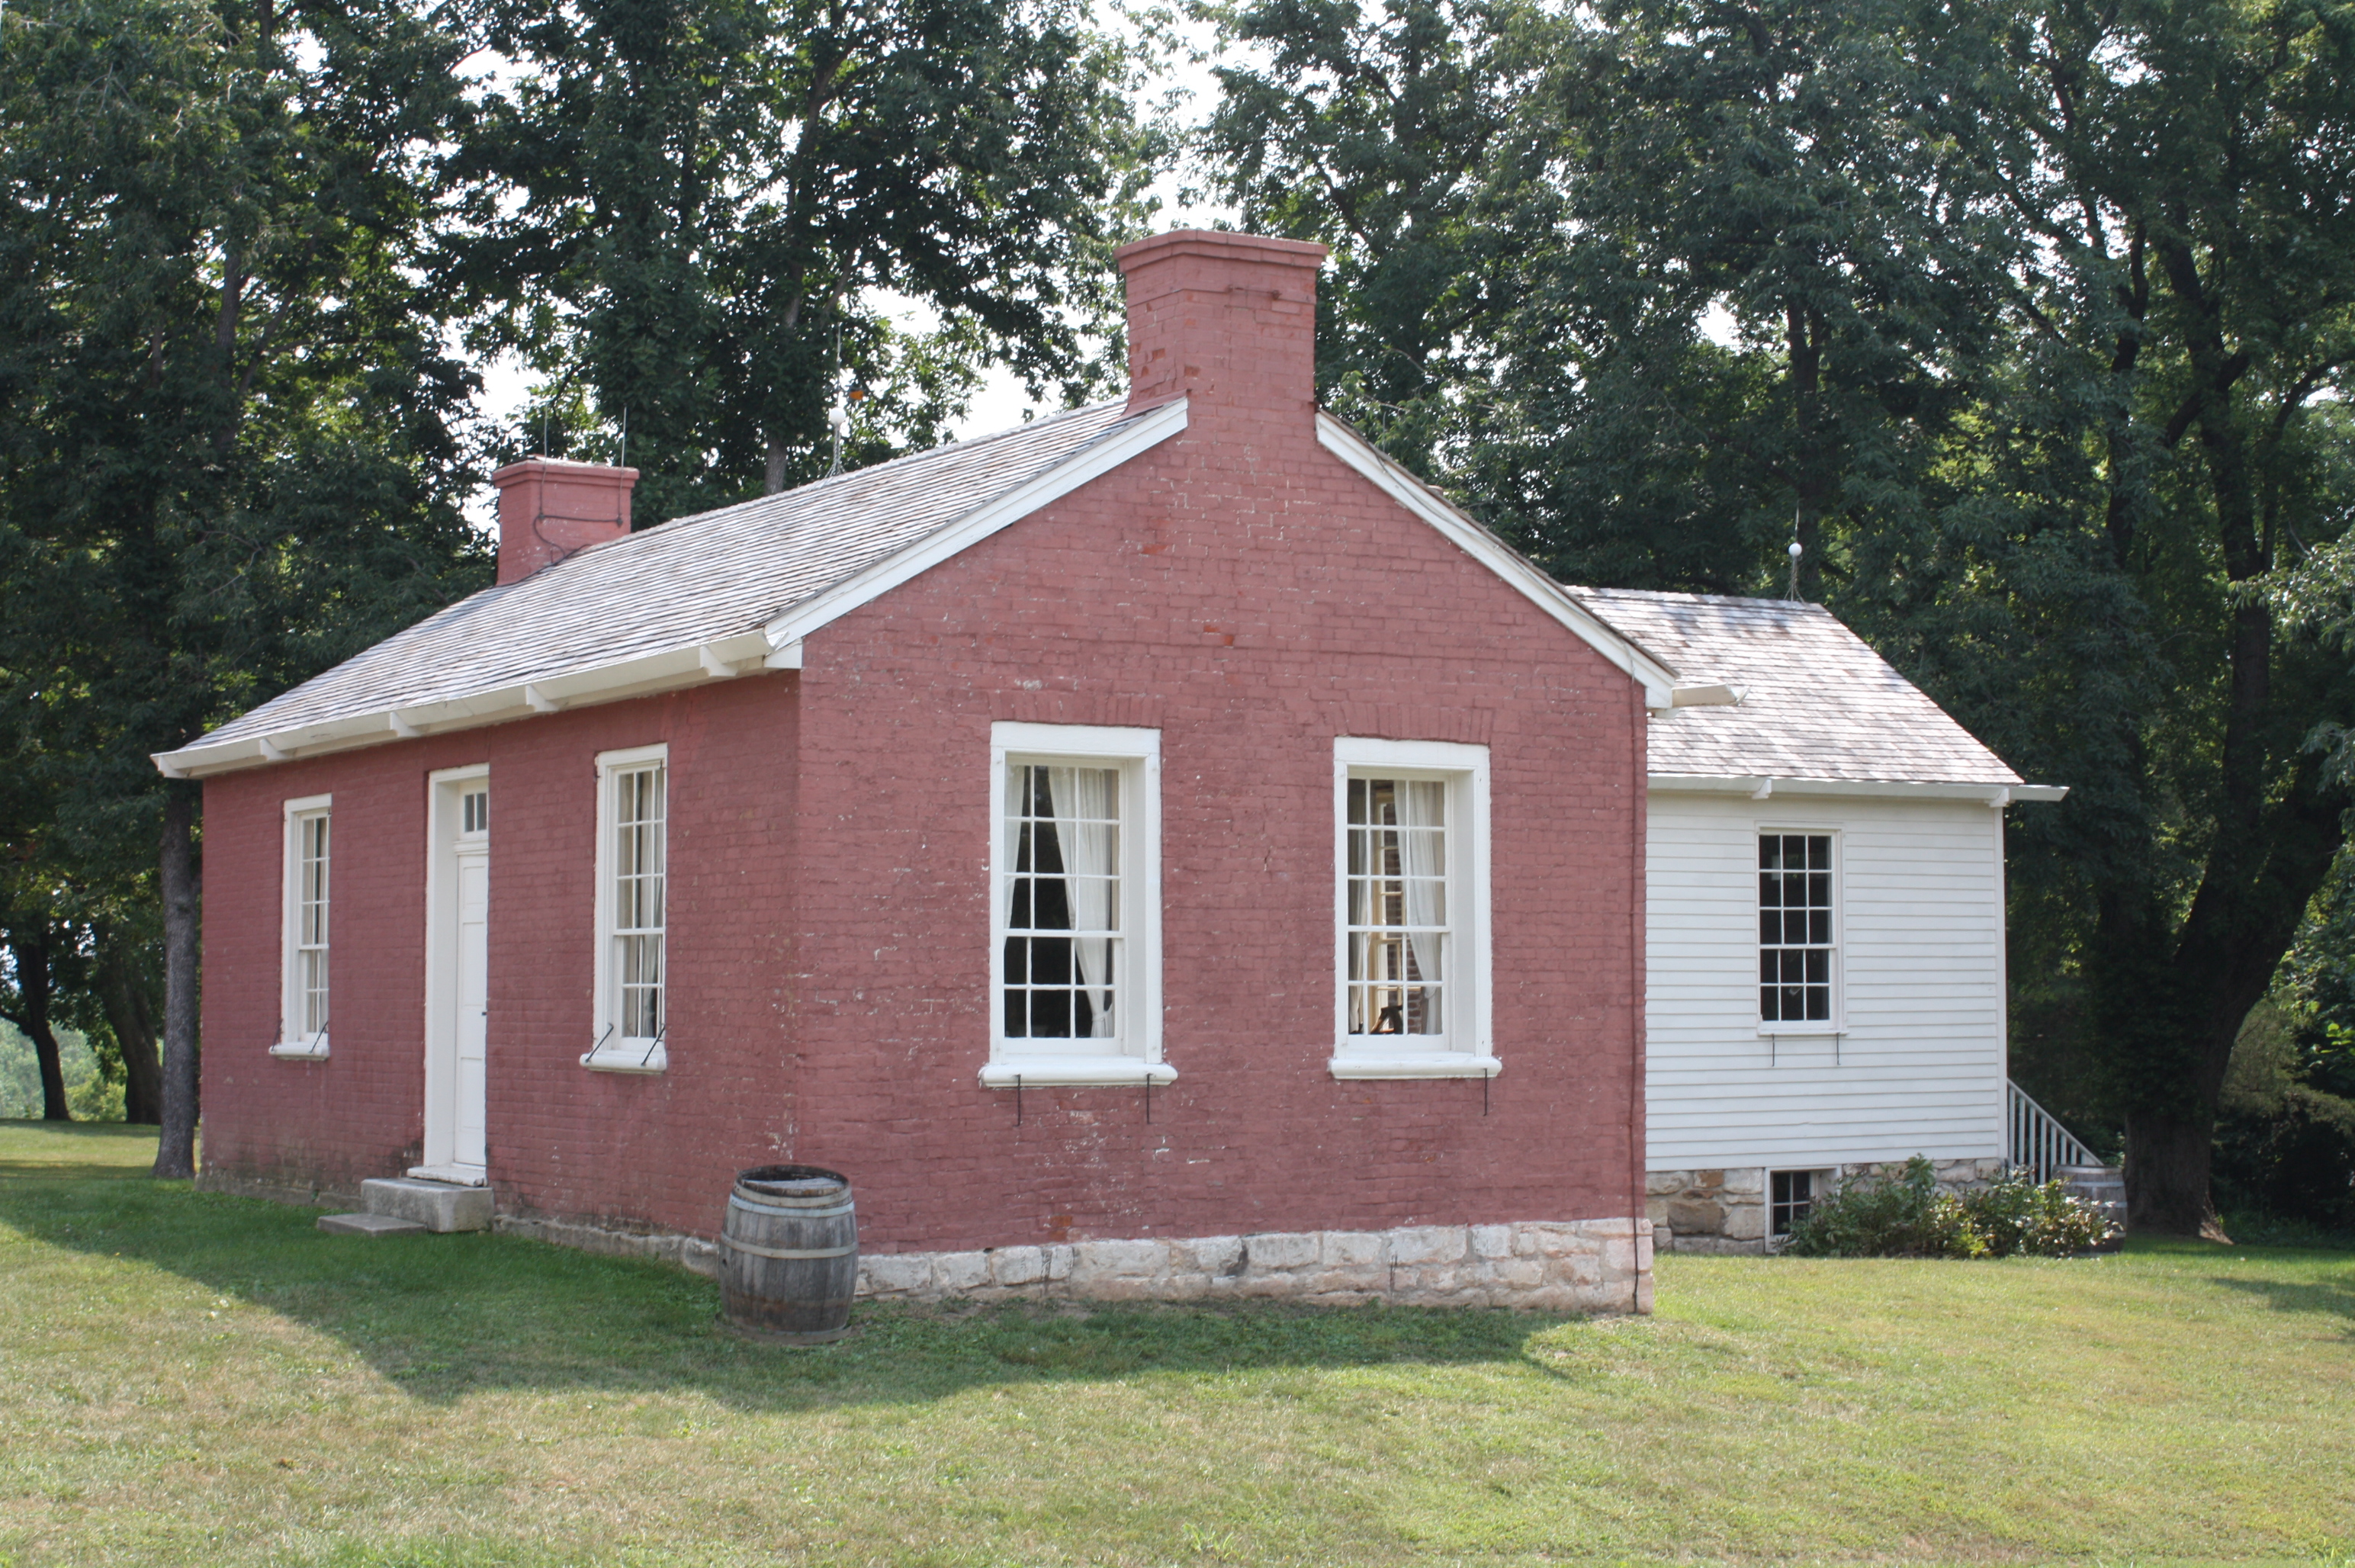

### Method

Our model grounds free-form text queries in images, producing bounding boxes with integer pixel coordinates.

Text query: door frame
[413,763,490,1184]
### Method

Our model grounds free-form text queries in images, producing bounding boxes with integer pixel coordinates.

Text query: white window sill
[1329,1052,1502,1081]
[1757,1027,1847,1037]
[268,1039,329,1060]
[980,1057,1176,1089]
[581,1041,668,1074]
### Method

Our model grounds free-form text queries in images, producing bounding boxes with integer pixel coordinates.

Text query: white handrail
[2006,1079,2100,1181]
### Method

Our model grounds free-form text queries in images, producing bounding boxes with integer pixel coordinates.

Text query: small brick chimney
[490,458,640,586]
[1115,230,1330,421]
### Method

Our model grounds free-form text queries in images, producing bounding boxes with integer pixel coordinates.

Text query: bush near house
[1782,1156,2113,1258]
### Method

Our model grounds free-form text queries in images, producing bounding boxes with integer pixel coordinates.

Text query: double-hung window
[984,722,1165,1088]
[585,744,669,1073]
[1759,831,1837,1029]
[1332,737,1496,1079]
[272,795,333,1059]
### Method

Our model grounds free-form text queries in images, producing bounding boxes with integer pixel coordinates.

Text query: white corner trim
[1314,413,1681,708]
[268,1038,330,1060]
[764,641,804,670]
[979,1059,1178,1088]
[763,397,1190,650]
[1671,683,1745,707]
[582,1041,669,1075]
[1651,773,2046,804]
[1329,1053,1502,1081]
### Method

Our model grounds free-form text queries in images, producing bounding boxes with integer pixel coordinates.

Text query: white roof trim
[1314,413,1681,708]
[763,396,1191,648]
[1651,773,2067,805]
[153,631,774,779]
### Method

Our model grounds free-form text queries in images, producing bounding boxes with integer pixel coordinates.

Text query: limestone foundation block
[1322,1232,1386,1269]
[1389,1226,1470,1266]
[989,1246,1048,1287]
[1242,1231,1319,1271]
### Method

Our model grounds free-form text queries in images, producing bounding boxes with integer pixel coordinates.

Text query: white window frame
[1331,737,1496,1080]
[983,721,1167,1088]
[584,744,670,1074]
[1756,825,1844,1037]
[271,793,333,1059]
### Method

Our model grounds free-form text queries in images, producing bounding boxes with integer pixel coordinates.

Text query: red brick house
[159,232,1689,1309]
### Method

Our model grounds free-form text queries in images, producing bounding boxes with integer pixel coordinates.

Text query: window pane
[1760,834,1834,1028]
[1004,762,1122,1041]
[1345,776,1447,1038]
[612,765,666,1041]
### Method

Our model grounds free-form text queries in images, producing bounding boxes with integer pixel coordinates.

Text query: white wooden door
[453,844,489,1170]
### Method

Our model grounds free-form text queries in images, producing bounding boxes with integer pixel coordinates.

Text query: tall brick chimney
[1115,230,1330,421]
[489,458,640,586]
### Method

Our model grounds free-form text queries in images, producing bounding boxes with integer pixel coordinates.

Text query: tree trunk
[97,927,163,1125]
[154,785,202,1178]
[2123,1107,2221,1235]
[5,924,71,1121]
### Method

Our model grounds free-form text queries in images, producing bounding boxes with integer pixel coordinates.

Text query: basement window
[1770,1169,1826,1239]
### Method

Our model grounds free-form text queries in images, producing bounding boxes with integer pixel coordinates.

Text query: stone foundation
[207,1174,1653,1313]
[1647,1159,2010,1255]
[854,1219,1653,1313]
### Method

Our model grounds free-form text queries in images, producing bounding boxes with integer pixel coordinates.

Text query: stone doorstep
[358,1177,494,1234]
[317,1212,428,1237]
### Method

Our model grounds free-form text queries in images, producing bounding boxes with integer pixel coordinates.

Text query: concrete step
[318,1212,429,1237]
[360,1177,494,1233]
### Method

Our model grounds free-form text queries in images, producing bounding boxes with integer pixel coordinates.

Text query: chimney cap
[1114,229,1330,272]
[490,456,641,487]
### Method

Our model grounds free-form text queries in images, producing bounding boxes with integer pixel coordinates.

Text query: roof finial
[1787,538,1804,602]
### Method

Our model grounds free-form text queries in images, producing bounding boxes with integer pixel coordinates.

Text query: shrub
[1782,1156,2114,1259]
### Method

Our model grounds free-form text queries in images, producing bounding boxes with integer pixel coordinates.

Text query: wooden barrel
[720,1165,857,1343]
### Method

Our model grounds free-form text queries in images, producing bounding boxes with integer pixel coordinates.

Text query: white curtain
[1055,766,1118,1039]
[1396,779,1446,1030]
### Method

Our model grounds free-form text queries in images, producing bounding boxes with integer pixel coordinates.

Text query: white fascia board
[763,396,1191,651]
[1314,413,1682,708]
[1649,773,2036,805]
[150,630,774,779]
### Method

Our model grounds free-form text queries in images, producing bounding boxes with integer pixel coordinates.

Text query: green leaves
[452,0,1158,522]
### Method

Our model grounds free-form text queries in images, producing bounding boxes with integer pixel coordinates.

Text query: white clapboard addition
[1644,790,2006,1171]
[1565,587,2067,1193]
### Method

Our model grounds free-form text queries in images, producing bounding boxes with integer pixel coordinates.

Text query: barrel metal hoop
[728,1193,856,1221]
[723,1236,858,1261]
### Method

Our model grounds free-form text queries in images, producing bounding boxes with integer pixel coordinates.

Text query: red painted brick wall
[198,231,1649,1252]
[783,234,1649,1252]
[200,676,802,1229]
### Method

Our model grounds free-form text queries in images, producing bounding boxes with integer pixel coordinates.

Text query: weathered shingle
[196,402,1145,746]
[1566,587,2020,787]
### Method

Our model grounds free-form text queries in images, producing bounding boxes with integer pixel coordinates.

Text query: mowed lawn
[2,1123,2350,1567]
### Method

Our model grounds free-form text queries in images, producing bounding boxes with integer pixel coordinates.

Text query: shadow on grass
[2205,1271,2355,1338]
[1,1148,1601,1413]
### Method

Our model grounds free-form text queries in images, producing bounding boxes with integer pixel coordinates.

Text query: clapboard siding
[1646,791,2006,1169]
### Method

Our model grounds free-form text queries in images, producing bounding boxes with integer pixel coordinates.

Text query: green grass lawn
[3,1122,2350,1567]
